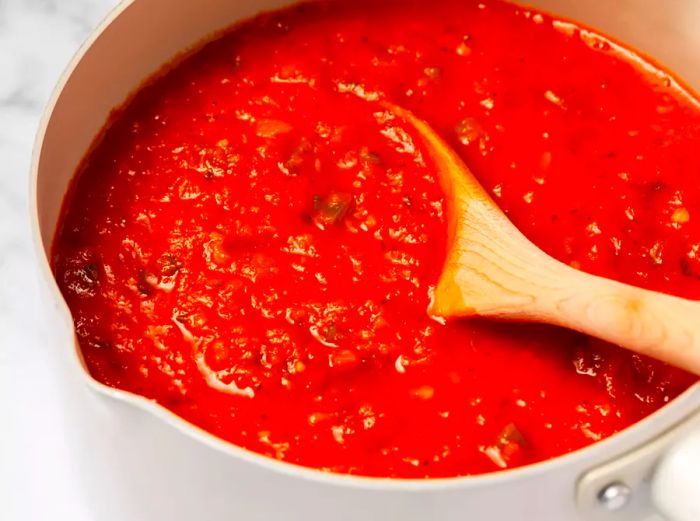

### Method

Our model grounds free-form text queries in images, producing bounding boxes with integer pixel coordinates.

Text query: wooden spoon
[385,102,700,376]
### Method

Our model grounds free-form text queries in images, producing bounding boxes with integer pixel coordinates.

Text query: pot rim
[28,0,700,493]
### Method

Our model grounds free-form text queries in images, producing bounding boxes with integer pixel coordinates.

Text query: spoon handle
[435,222,700,375]
[535,262,700,375]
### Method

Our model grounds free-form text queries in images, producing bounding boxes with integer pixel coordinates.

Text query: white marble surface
[0,1,119,519]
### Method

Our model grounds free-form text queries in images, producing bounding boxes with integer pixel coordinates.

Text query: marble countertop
[0,1,118,519]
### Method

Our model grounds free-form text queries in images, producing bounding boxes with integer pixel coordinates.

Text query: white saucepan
[30,0,700,520]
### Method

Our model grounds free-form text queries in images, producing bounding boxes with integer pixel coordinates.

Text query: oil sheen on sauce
[53,0,699,477]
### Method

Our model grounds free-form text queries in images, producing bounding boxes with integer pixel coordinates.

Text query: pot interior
[33,0,700,486]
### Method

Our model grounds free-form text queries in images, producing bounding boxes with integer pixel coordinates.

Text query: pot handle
[577,407,700,521]
[651,429,700,521]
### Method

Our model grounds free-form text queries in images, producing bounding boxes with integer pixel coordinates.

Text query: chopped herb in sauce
[312,192,354,228]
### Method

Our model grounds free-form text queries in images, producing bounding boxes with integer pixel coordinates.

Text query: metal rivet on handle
[597,482,632,511]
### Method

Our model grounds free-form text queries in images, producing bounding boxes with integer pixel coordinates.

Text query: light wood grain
[386,102,700,376]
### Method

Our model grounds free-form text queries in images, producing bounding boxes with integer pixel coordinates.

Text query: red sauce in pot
[53,0,699,477]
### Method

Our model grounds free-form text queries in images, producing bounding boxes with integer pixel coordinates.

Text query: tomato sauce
[53,0,700,477]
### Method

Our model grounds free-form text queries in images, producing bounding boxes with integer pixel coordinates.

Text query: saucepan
[30,0,700,520]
